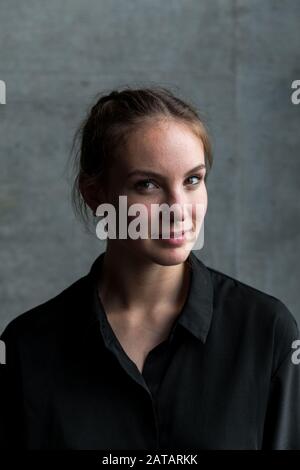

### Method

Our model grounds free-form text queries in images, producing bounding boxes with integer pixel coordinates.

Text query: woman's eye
[134,179,157,191]
[186,175,203,185]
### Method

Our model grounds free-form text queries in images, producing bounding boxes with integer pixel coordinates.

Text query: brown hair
[70,86,213,233]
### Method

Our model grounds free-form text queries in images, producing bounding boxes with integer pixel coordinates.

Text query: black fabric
[0,250,299,449]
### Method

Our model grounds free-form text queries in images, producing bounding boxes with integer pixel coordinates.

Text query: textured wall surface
[0,0,300,333]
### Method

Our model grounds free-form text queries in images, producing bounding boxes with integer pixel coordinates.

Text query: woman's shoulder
[206,264,299,371]
[0,273,91,347]
[207,265,296,324]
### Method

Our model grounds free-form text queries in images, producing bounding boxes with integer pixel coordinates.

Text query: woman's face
[101,119,208,266]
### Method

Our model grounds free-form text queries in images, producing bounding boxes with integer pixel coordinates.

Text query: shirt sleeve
[262,301,300,449]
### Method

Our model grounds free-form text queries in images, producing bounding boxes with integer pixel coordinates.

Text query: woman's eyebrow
[127,164,206,179]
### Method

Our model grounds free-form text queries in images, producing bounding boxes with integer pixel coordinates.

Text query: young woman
[0,87,299,450]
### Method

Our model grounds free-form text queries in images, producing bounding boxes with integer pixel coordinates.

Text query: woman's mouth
[156,229,193,246]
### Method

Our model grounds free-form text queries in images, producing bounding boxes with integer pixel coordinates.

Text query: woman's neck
[98,243,191,319]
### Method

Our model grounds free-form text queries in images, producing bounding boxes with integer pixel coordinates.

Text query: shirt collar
[178,250,214,343]
[86,250,214,345]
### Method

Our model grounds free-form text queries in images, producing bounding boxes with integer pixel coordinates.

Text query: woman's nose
[163,191,190,224]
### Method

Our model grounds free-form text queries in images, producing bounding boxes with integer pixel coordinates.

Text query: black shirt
[0,250,299,450]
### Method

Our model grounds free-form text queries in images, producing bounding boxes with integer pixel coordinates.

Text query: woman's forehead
[120,121,205,172]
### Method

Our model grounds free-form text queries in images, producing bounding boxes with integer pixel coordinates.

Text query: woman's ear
[79,175,106,215]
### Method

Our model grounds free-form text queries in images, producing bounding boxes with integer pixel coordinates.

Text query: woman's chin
[146,242,193,266]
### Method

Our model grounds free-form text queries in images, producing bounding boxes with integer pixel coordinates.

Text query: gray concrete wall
[1,0,300,333]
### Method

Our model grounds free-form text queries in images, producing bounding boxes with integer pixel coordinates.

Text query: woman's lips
[156,229,193,245]
[158,228,192,237]
[160,232,185,238]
